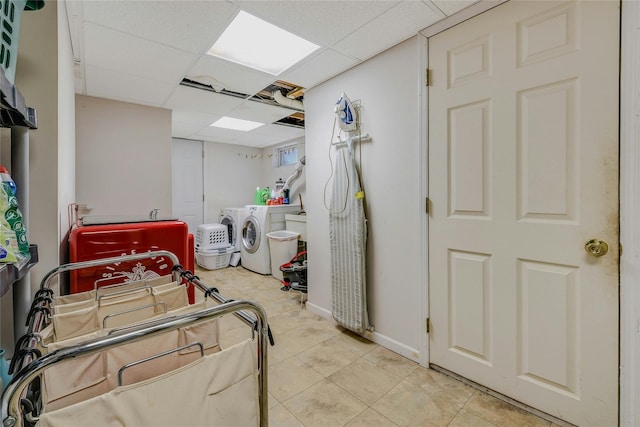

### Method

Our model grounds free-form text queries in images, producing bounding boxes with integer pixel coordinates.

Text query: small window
[278,144,298,167]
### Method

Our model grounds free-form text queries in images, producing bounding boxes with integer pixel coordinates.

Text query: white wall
[75,95,172,217]
[203,140,263,222]
[305,36,423,360]
[58,1,77,262]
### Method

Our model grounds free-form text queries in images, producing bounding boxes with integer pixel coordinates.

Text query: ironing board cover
[329,140,371,333]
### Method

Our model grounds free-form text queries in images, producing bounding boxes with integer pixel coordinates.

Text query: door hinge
[425,197,430,214]
[425,68,431,86]
[202,194,205,202]
[426,318,431,333]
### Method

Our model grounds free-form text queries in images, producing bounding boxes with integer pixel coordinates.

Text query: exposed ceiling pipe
[272,90,304,111]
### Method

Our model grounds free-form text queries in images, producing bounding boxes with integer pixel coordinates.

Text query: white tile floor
[195,265,557,427]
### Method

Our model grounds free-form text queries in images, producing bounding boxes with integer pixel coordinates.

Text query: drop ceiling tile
[85,65,176,107]
[280,48,360,89]
[430,0,478,16]
[165,85,245,116]
[197,134,240,145]
[253,124,305,140]
[172,109,220,127]
[186,54,276,96]
[84,23,197,85]
[233,131,284,148]
[82,1,238,54]
[228,101,297,124]
[171,122,203,140]
[332,1,444,60]
[236,0,400,46]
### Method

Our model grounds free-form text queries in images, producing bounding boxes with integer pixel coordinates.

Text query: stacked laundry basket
[195,223,235,270]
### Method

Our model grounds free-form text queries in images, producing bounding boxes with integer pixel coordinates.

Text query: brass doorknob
[585,239,609,257]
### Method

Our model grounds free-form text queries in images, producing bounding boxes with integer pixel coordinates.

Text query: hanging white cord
[323,118,350,214]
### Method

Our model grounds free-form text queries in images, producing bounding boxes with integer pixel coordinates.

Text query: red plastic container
[68,220,195,303]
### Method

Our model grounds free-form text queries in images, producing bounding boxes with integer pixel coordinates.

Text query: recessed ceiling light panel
[210,116,265,132]
[208,11,320,75]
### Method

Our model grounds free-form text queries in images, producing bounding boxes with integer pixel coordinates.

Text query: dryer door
[242,216,261,254]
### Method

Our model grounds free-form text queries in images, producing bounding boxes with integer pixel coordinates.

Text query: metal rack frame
[2,251,270,427]
[0,36,40,353]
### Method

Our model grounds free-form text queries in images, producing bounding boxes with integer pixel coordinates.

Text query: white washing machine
[219,207,244,252]
[240,204,300,275]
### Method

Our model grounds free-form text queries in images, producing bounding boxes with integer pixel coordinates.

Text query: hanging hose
[323,117,350,214]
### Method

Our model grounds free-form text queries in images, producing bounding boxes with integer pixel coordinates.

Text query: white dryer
[219,207,244,252]
[240,205,300,275]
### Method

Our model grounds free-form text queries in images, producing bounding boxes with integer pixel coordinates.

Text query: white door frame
[618,2,640,425]
[419,1,640,424]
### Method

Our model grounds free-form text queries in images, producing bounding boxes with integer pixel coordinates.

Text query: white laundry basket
[196,246,234,270]
[195,223,234,270]
[267,230,300,281]
[195,223,228,250]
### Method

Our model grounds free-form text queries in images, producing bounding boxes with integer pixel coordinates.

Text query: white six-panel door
[428,1,619,425]
[172,138,204,235]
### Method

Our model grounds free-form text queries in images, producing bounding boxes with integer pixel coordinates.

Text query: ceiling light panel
[237,0,397,46]
[211,116,265,132]
[208,11,320,75]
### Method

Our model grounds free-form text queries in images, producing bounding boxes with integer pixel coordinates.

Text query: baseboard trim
[305,302,420,363]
